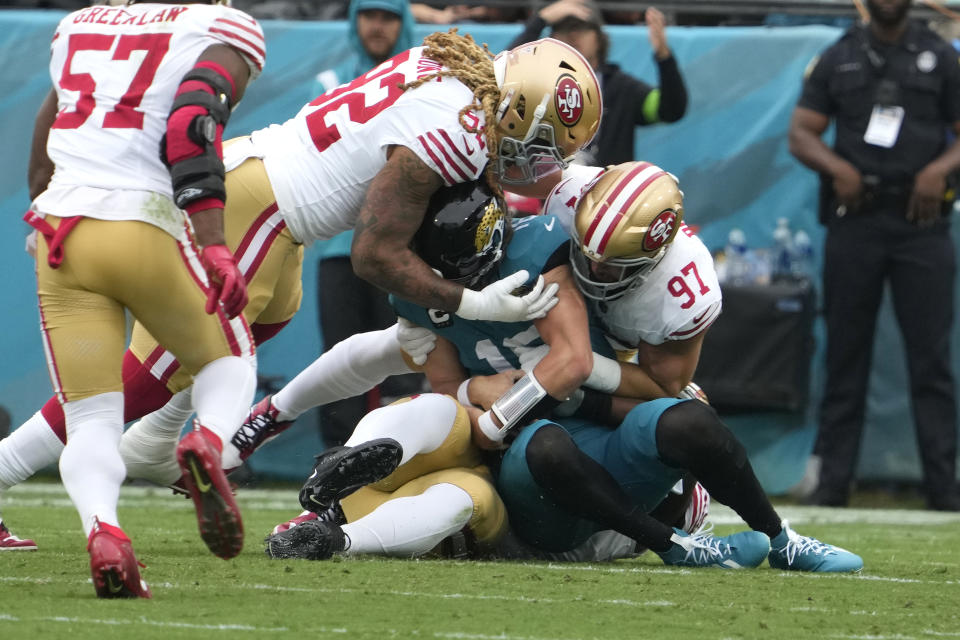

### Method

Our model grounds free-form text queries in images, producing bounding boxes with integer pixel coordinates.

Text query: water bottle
[791,229,814,281]
[724,228,749,286]
[772,217,794,281]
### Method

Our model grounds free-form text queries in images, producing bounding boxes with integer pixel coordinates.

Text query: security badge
[864,77,903,149]
[863,105,904,148]
[862,51,936,149]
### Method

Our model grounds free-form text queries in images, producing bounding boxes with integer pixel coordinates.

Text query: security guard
[788,0,960,511]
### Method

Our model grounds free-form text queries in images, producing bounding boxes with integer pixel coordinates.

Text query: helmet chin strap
[495,89,513,124]
[523,94,551,143]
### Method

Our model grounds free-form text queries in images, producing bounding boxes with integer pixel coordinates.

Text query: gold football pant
[129,147,303,393]
[36,216,253,402]
[342,397,508,548]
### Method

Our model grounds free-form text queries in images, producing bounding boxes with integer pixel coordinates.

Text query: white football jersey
[544,165,722,347]
[246,47,489,246]
[34,3,265,236]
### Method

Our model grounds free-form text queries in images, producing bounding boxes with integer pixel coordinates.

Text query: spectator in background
[314,0,424,447]
[316,0,414,92]
[509,0,688,166]
[788,0,960,511]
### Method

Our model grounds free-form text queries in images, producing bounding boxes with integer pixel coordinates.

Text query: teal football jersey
[393,214,612,375]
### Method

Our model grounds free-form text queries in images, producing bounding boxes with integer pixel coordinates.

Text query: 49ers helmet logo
[555,75,584,126]
[642,210,678,252]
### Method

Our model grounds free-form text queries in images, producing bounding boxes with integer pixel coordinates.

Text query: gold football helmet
[571,162,683,301]
[493,38,602,185]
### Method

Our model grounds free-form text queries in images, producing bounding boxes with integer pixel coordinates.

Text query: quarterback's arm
[529,263,594,400]
[28,89,57,201]
[419,334,494,444]
[351,145,464,311]
[474,263,593,445]
[421,334,470,399]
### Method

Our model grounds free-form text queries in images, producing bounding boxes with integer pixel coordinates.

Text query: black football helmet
[414,182,509,291]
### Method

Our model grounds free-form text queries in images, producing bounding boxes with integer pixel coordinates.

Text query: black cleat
[231,395,294,461]
[298,438,403,513]
[264,519,347,561]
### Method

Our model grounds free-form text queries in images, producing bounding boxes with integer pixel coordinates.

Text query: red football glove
[200,244,247,319]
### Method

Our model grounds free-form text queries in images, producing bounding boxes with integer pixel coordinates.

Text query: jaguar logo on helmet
[474,201,505,253]
[643,210,678,252]
[555,75,584,126]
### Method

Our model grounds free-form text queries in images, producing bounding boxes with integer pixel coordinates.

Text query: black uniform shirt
[799,20,960,184]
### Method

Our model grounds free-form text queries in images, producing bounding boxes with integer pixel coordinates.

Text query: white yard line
[0,575,675,610]
[8,483,960,524]
[0,612,292,633]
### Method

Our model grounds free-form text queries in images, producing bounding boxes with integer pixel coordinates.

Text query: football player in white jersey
[0,33,601,553]
[546,162,721,397]
[22,0,265,597]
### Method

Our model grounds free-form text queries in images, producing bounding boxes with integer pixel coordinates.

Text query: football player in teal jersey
[268,174,863,572]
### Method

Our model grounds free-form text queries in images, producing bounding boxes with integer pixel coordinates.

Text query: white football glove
[396,317,436,366]
[456,270,560,323]
[515,343,550,372]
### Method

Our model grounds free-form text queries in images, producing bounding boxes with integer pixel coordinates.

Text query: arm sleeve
[651,55,687,123]
[508,14,548,50]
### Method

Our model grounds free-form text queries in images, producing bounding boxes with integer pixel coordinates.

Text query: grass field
[2,481,960,640]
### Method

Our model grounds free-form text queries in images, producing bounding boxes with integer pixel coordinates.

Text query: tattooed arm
[351,145,465,311]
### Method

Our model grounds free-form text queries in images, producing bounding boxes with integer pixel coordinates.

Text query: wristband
[457,378,474,408]
[584,353,622,394]
[477,410,506,442]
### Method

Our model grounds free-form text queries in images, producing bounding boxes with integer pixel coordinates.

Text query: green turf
[2,482,959,640]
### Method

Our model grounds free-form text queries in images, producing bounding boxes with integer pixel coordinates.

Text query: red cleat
[0,521,37,551]
[177,424,244,559]
[87,520,151,599]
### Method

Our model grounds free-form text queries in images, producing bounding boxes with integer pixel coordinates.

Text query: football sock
[59,393,125,537]
[525,424,674,552]
[273,327,412,420]
[191,356,255,469]
[344,394,456,465]
[0,410,64,491]
[342,483,473,557]
[655,401,782,538]
[120,388,193,486]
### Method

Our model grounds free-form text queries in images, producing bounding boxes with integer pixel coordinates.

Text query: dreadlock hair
[401,29,503,197]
